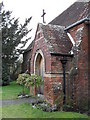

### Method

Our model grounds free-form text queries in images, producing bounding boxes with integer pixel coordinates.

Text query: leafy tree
[0,2,32,85]
[17,73,30,95]
[2,63,10,86]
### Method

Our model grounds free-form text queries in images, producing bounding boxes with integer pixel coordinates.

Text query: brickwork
[44,76,63,104]
[68,23,88,110]
[23,1,89,111]
[51,56,62,73]
[27,22,89,111]
[22,51,31,73]
[30,24,65,104]
[30,25,51,74]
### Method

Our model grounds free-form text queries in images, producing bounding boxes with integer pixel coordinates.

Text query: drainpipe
[60,56,67,104]
[50,53,73,104]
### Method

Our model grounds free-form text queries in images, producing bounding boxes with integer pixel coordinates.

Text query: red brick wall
[51,56,62,73]
[30,25,51,74]
[68,23,88,109]
[44,76,63,104]
[30,24,64,104]
[30,22,88,110]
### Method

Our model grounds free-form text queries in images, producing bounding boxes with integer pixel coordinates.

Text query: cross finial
[41,9,46,24]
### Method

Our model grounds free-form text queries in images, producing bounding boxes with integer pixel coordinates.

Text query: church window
[35,53,44,94]
[38,33,40,39]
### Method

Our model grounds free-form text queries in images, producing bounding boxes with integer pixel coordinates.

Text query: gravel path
[0,97,39,106]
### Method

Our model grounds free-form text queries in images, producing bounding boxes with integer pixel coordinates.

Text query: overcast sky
[2,0,77,48]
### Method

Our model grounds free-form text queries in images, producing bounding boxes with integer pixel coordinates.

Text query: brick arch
[34,49,45,76]
[33,50,45,94]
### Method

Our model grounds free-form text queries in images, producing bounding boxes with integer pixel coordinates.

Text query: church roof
[24,0,90,55]
[50,0,90,27]
[24,40,34,53]
[40,23,72,54]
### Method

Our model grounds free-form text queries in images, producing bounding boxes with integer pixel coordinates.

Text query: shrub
[25,74,43,88]
[17,73,30,95]
[17,73,43,95]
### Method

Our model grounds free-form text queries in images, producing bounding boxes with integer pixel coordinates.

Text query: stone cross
[41,9,46,23]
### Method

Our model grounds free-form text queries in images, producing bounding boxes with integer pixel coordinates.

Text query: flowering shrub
[17,73,30,95]
[17,73,30,85]
[25,74,43,88]
[17,73,43,95]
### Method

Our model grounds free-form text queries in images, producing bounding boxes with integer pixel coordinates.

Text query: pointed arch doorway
[35,53,44,94]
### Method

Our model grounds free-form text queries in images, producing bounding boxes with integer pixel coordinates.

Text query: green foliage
[17,73,30,86]
[1,2,32,85]
[2,64,10,86]
[17,73,43,95]
[17,73,30,95]
[25,74,43,88]
[10,59,22,81]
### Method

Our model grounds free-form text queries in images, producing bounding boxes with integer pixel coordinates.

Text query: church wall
[46,55,63,104]
[44,54,70,104]
[30,28,51,74]
[30,22,88,109]
[22,50,31,73]
[30,24,65,104]
[51,55,62,73]
[68,22,88,110]
[30,25,52,97]
[44,76,63,104]
[43,77,53,104]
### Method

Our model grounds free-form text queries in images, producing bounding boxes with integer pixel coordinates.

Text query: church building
[22,0,90,110]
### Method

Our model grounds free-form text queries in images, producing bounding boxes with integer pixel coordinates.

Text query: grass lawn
[1,103,88,119]
[0,81,89,119]
[0,81,29,100]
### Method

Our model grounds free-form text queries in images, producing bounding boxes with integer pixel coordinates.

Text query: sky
[2,0,77,48]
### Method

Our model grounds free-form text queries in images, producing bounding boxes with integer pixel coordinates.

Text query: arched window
[35,53,43,78]
[34,50,45,94]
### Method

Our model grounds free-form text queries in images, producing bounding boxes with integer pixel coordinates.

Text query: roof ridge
[47,24,65,31]
[48,23,65,27]
[40,23,65,28]
[76,0,90,2]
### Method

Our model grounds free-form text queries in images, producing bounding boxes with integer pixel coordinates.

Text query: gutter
[65,18,90,31]
[50,52,74,57]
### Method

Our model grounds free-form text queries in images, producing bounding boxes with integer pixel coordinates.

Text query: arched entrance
[35,53,44,94]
